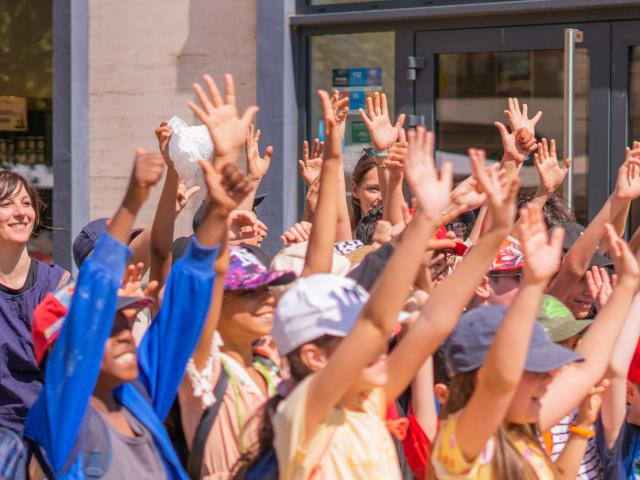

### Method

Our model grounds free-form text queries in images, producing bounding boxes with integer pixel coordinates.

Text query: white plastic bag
[167,116,213,183]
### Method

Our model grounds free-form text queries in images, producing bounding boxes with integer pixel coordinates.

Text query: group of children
[2,73,640,480]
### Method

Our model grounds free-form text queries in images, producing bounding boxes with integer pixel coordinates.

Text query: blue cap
[444,305,583,376]
[73,218,144,268]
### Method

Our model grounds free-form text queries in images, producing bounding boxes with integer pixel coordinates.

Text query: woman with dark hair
[350,153,382,229]
[0,171,68,433]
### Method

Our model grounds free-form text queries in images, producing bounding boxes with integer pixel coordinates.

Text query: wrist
[247,175,263,184]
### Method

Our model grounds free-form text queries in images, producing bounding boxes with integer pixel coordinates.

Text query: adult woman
[350,153,381,229]
[0,171,68,432]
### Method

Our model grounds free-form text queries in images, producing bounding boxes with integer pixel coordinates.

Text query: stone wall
[88,0,256,235]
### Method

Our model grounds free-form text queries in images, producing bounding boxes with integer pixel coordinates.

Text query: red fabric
[434,226,468,256]
[386,402,432,480]
[628,338,640,383]
[31,292,69,365]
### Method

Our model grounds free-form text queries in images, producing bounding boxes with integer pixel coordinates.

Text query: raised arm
[456,204,563,461]
[25,150,163,474]
[600,294,640,450]
[385,144,519,403]
[299,139,323,223]
[548,149,640,302]
[383,127,408,226]
[301,90,342,276]
[238,124,272,212]
[305,126,450,437]
[540,225,640,431]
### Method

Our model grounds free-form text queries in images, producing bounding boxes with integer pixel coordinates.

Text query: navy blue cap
[73,218,144,268]
[444,305,583,376]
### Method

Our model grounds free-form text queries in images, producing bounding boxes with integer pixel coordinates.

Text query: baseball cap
[558,222,613,268]
[31,282,154,366]
[489,236,524,273]
[73,218,144,268]
[628,340,640,384]
[224,246,296,292]
[443,305,583,376]
[272,274,369,355]
[537,295,592,343]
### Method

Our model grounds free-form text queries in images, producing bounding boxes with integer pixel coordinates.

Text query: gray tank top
[96,407,167,480]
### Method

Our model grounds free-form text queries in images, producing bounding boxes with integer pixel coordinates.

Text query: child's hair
[436,370,556,480]
[233,335,340,477]
[0,170,43,229]
[355,206,383,245]
[350,154,377,228]
[517,187,575,228]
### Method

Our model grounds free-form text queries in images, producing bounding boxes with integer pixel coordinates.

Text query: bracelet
[568,424,595,439]
[372,148,389,158]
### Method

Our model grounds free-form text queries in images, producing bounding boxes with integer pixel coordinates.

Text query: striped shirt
[547,413,603,479]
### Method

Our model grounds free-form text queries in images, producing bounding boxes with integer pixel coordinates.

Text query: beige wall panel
[89,0,256,237]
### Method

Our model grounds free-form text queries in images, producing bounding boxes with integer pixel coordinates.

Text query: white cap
[270,241,351,277]
[271,274,369,356]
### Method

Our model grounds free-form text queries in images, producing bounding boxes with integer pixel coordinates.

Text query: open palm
[359,92,405,151]
[534,138,571,194]
[404,126,452,221]
[518,204,564,283]
[298,139,324,186]
[614,147,640,200]
[188,74,258,161]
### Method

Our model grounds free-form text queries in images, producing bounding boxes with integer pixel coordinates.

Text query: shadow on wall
[176,0,254,93]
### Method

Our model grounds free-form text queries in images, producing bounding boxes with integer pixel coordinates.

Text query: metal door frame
[414,22,611,221]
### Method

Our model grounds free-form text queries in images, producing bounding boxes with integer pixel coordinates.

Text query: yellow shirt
[273,375,402,480]
[432,413,554,479]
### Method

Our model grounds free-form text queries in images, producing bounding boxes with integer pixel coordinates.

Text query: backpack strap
[186,367,229,480]
[81,407,112,480]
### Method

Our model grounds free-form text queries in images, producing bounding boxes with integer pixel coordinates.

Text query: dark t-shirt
[0,259,67,432]
[597,417,640,479]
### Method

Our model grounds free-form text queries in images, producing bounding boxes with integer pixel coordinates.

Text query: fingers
[302,140,309,163]
[373,91,382,116]
[240,106,259,127]
[263,146,274,164]
[494,121,509,140]
[563,157,572,171]
[145,280,160,297]
[531,110,543,125]
[550,138,557,158]
[184,186,201,201]
[397,127,407,143]
[202,75,223,108]
[395,113,406,130]
[224,73,236,106]
[505,177,521,206]
[381,93,389,117]
[441,204,468,225]
[366,95,375,120]
[193,82,214,114]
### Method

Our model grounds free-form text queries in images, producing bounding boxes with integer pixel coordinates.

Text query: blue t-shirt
[0,259,67,432]
[597,417,640,479]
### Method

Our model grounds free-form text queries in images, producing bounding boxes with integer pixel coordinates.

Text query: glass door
[415,23,611,225]
[612,21,640,234]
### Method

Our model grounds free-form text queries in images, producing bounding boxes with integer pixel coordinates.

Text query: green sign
[351,120,370,144]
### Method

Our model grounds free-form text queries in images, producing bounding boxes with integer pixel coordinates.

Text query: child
[24,81,255,478]
[432,206,639,479]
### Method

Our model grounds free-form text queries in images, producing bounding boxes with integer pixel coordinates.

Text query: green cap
[537,295,592,343]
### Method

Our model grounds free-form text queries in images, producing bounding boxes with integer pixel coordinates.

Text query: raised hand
[451,151,506,210]
[245,124,273,183]
[575,380,609,428]
[198,160,253,214]
[613,146,640,201]
[385,127,408,171]
[298,139,324,187]
[518,204,564,284]
[118,262,159,320]
[154,121,173,167]
[605,223,640,282]
[469,147,520,232]
[331,90,349,139]
[188,74,258,162]
[229,210,268,244]
[358,91,405,151]
[175,179,200,215]
[404,126,452,221]
[585,266,617,311]
[494,122,529,164]
[126,149,165,207]
[534,138,571,195]
[318,90,342,161]
[281,221,312,246]
[504,97,542,146]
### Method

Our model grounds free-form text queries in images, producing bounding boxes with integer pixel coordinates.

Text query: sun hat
[270,241,351,278]
[224,246,296,292]
[443,305,583,376]
[558,222,613,269]
[73,218,144,268]
[271,274,369,356]
[489,236,524,273]
[537,295,592,343]
[31,282,154,366]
